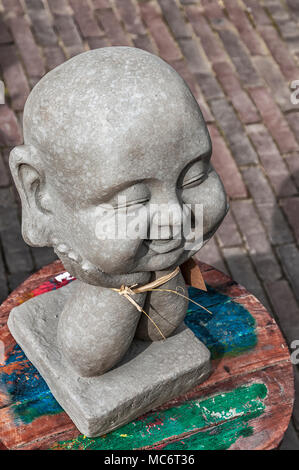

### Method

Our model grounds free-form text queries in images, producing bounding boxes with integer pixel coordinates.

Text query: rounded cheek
[75,210,148,273]
[182,171,227,235]
[89,239,144,273]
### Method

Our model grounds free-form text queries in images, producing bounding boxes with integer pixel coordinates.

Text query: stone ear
[9,145,52,247]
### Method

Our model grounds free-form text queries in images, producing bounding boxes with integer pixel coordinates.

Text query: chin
[133,248,185,272]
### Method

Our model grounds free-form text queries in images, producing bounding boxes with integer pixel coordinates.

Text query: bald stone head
[10,47,227,287]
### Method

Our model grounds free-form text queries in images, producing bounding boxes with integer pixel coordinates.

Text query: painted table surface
[0,258,294,450]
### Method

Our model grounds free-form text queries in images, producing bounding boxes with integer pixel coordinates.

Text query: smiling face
[11,47,227,287]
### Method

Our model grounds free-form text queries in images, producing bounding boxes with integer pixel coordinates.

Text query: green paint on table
[50,383,267,450]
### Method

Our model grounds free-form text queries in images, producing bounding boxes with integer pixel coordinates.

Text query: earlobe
[9,145,53,247]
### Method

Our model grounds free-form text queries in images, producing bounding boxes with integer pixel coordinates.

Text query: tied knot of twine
[117,284,144,313]
[119,284,137,297]
[111,266,211,340]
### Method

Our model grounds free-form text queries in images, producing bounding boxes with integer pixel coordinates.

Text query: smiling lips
[145,238,184,254]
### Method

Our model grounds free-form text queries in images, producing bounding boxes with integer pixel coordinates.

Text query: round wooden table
[0,258,294,450]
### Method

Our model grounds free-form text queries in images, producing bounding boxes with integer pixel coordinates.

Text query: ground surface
[0,0,298,449]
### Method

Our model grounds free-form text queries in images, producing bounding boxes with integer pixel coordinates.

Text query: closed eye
[178,157,210,189]
[114,197,150,209]
[180,173,207,189]
[102,182,151,210]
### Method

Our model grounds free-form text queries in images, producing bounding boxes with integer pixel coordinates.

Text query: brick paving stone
[47,0,72,16]
[249,87,299,154]
[279,420,299,450]
[257,202,294,246]
[92,0,111,9]
[7,271,32,291]
[231,199,282,282]
[201,0,224,24]
[241,166,276,204]
[0,183,21,222]
[114,0,146,36]
[0,105,23,147]
[196,95,214,124]
[215,210,242,248]
[286,0,299,15]
[194,236,228,275]
[7,15,46,81]
[208,123,247,198]
[243,0,272,26]
[223,0,267,56]
[292,367,299,433]
[231,199,264,238]
[25,0,44,9]
[259,25,299,82]
[0,152,10,187]
[1,147,10,167]
[253,56,297,113]
[157,0,192,39]
[87,36,109,50]
[277,244,299,304]
[209,99,258,166]
[0,45,30,111]
[96,8,131,46]
[0,16,12,44]
[247,123,298,197]
[281,197,299,244]
[169,59,214,122]
[212,61,260,124]
[43,46,66,70]
[265,280,299,346]
[169,58,199,99]
[0,186,18,208]
[245,230,282,282]
[185,6,225,65]
[2,0,24,16]
[69,0,104,38]
[285,152,299,190]
[0,104,23,146]
[193,71,223,101]
[216,28,262,88]
[0,187,19,233]
[0,205,20,233]
[132,34,156,54]
[25,1,58,47]
[264,0,290,22]
[0,248,8,304]
[222,246,270,309]
[52,14,85,55]
[264,0,299,48]
[179,38,210,74]
[277,20,299,44]
[1,227,33,274]
[139,1,181,62]
[179,0,198,4]
[30,246,57,270]
[285,113,299,147]
[0,284,8,306]
[64,43,85,59]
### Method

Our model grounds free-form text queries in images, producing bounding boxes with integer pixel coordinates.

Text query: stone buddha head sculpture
[9,47,228,379]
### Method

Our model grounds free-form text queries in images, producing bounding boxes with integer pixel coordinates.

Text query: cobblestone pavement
[0,0,299,448]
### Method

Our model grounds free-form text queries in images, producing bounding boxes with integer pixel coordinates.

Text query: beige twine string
[111,266,212,340]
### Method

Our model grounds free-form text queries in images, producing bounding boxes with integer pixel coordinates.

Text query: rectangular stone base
[7,281,211,437]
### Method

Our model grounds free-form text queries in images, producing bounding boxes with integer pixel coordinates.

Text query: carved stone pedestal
[8,280,211,437]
